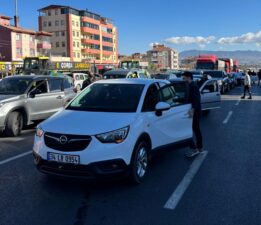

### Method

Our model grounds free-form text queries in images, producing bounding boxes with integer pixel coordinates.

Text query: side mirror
[202,89,210,94]
[29,89,41,98]
[155,102,171,116]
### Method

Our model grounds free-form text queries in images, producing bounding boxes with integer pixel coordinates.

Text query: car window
[64,78,72,89]
[142,84,159,112]
[203,80,217,93]
[67,83,144,112]
[80,74,84,80]
[160,83,188,106]
[30,80,48,94]
[49,78,62,92]
[75,75,79,80]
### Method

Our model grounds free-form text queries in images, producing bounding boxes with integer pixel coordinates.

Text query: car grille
[44,132,92,152]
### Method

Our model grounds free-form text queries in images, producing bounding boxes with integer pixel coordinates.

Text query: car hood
[0,94,21,103]
[41,109,138,136]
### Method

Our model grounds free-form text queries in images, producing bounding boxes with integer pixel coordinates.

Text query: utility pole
[14,0,19,27]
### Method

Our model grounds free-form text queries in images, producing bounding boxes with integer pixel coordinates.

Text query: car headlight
[96,126,129,144]
[36,127,44,137]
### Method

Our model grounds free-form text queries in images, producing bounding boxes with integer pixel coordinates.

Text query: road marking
[223,111,233,124]
[235,100,241,106]
[0,151,31,166]
[164,151,208,210]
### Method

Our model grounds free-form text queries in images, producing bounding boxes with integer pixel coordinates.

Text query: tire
[5,111,23,137]
[129,141,150,184]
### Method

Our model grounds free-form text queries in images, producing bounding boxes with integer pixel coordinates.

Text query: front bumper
[33,152,129,179]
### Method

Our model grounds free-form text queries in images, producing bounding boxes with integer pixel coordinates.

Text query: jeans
[243,85,252,97]
[190,110,203,150]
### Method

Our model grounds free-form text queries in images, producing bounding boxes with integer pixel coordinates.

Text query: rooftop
[0,24,52,36]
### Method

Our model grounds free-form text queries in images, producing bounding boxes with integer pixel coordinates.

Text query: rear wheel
[129,141,150,184]
[5,111,23,137]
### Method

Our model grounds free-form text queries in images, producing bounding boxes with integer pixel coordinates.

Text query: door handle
[56,96,64,99]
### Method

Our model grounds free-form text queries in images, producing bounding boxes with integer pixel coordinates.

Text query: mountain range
[180,50,261,66]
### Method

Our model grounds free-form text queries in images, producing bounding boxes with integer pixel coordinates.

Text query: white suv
[33,79,192,183]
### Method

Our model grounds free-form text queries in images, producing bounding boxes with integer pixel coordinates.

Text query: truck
[196,55,238,73]
[196,55,225,71]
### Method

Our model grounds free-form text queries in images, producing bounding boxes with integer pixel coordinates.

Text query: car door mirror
[29,89,41,98]
[155,102,171,116]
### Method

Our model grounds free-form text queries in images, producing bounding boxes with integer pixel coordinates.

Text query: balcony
[82,48,100,55]
[81,17,100,25]
[81,27,100,35]
[102,50,114,56]
[82,39,100,45]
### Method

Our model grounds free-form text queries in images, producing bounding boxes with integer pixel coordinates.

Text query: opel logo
[59,135,68,145]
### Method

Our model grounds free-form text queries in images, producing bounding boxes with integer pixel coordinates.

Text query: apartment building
[147,44,179,70]
[38,5,118,65]
[0,15,52,62]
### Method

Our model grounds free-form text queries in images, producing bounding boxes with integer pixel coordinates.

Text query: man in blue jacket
[182,71,203,158]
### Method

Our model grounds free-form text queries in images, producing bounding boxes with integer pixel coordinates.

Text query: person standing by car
[258,69,261,86]
[182,71,203,158]
[241,71,252,99]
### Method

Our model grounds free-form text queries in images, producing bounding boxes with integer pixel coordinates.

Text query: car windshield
[196,62,215,70]
[0,77,32,95]
[67,83,144,112]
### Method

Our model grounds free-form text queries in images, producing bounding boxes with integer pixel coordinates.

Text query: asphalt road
[1,85,261,225]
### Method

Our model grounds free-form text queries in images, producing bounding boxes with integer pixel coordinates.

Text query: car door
[47,77,65,112]
[27,79,56,121]
[142,83,192,149]
[200,79,221,110]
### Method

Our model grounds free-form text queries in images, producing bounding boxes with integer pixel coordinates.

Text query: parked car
[65,72,90,91]
[33,79,193,183]
[103,69,150,79]
[0,75,75,136]
[203,70,229,94]
[169,78,221,112]
[227,73,237,89]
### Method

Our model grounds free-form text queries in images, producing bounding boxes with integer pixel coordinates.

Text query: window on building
[43,21,47,27]
[55,31,59,37]
[55,20,59,26]
[62,42,66,47]
[73,41,75,47]
[16,48,22,56]
[48,10,51,16]
[16,34,20,41]
[62,52,66,57]
[48,21,52,27]
[102,36,113,43]
[61,20,64,26]
[77,52,80,58]
[61,31,65,36]
[77,42,80,48]
[61,8,69,14]
[103,46,113,52]
[55,9,59,15]
[73,52,76,58]
[76,22,79,27]
[82,22,99,30]
[30,49,35,56]
[72,20,75,26]
[30,36,34,42]
[56,42,60,48]
[77,32,79,37]
[73,31,75,37]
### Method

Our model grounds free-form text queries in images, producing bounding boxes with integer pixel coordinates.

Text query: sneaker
[185,149,200,158]
[248,96,252,99]
[241,96,245,99]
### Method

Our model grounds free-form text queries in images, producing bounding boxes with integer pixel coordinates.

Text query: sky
[1,0,261,54]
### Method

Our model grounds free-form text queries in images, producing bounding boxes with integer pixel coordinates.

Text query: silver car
[0,75,75,136]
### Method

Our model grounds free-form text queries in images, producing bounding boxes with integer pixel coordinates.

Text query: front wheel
[129,141,150,184]
[5,111,23,137]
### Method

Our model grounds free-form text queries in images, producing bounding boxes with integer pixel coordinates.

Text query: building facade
[0,15,52,63]
[38,5,118,65]
[147,44,179,70]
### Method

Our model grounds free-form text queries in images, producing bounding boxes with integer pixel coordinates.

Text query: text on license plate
[47,152,80,165]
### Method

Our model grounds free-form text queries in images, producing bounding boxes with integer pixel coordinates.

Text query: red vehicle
[219,58,234,73]
[196,55,225,71]
[233,60,239,72]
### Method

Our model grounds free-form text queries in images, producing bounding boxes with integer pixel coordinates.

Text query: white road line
[223,111,233,124]
[164,151,208,210]
[235,100,241,106]
[0,151,31,166]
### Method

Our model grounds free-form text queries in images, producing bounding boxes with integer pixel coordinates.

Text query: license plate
[47,152,80,165]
